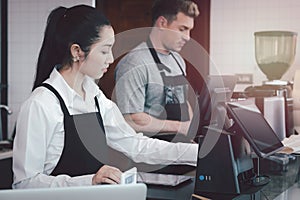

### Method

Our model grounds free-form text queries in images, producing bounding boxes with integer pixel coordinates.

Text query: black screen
[228,105,283,157]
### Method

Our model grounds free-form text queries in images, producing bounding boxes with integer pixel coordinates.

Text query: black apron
[146,39,190,122]
[42,83,193,174]
[40,83,130,177]
[146,40,192,143]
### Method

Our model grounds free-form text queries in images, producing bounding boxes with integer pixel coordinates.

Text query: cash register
[194,102,286,197]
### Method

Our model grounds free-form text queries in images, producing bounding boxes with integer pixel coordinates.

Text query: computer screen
[227,103,284,158]
[197,75,237,128]
[187,75,237,140]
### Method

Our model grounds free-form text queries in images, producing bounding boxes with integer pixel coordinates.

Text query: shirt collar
[45,68,102,107]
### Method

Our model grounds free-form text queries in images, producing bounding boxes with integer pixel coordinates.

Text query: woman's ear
[70,44,83,62]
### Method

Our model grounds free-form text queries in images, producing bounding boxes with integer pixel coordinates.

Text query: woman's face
[79,25,115,79]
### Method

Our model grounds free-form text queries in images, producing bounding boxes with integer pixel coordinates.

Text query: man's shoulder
[115,42,155,76]
[118,42,152,65]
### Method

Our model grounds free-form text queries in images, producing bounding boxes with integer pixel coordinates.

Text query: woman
[12,5,198,188]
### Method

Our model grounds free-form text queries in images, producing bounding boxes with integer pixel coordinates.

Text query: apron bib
[146,39,190,122]
[40,83,130,176]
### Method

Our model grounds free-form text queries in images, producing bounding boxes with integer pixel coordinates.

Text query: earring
[72,56,79,62]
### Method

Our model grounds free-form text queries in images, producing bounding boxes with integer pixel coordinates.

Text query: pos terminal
[194,103,285,195]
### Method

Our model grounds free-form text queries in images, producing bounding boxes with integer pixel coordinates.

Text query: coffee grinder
[245,31,297,139]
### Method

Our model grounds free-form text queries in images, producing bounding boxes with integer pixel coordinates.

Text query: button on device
[199,175,205,181]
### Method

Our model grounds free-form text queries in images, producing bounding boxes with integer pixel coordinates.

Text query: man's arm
[124,102,193,136]
[124,112,180,134]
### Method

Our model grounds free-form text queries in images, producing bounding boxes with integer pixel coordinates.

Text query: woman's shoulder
[21,86,61,112]
[97,89,113,105]
[33,86,59,100]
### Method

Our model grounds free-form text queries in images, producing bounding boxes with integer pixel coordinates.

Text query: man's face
[161,12,194,52]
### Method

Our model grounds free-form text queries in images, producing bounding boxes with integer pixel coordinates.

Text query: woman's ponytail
[32,5,111,90]
[32,7,67,90]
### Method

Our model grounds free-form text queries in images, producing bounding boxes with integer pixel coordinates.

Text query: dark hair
[33,5,111,90]
[151,0,199,25]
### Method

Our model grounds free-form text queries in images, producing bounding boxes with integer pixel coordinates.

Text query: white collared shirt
[12,68,198,188]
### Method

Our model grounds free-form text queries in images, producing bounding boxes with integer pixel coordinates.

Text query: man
[115,0,199,142]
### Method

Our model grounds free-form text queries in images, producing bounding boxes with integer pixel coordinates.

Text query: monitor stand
[249,157,270,186]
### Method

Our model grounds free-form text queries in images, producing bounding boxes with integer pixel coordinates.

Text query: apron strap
[40,83,70,116]
[146,39,161,64]
[146,39,171,72]
[94,96,106,135]
[146,38,185,75]
[170,52,185,76]
[40,83,106,135]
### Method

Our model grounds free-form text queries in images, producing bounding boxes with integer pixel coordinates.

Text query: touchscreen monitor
[198,75,237,125]
[188,75,237,139]
[226,103,284,158]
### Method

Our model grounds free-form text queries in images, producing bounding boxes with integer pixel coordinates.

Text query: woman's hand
[92,165,122,185]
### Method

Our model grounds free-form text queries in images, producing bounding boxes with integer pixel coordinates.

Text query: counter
[0,149,13,189]
[147,155,300,200]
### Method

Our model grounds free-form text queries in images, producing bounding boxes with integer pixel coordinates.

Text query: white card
[121,167,137,184]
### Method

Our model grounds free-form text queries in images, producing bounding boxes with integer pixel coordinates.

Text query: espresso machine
[245,31,297,139]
